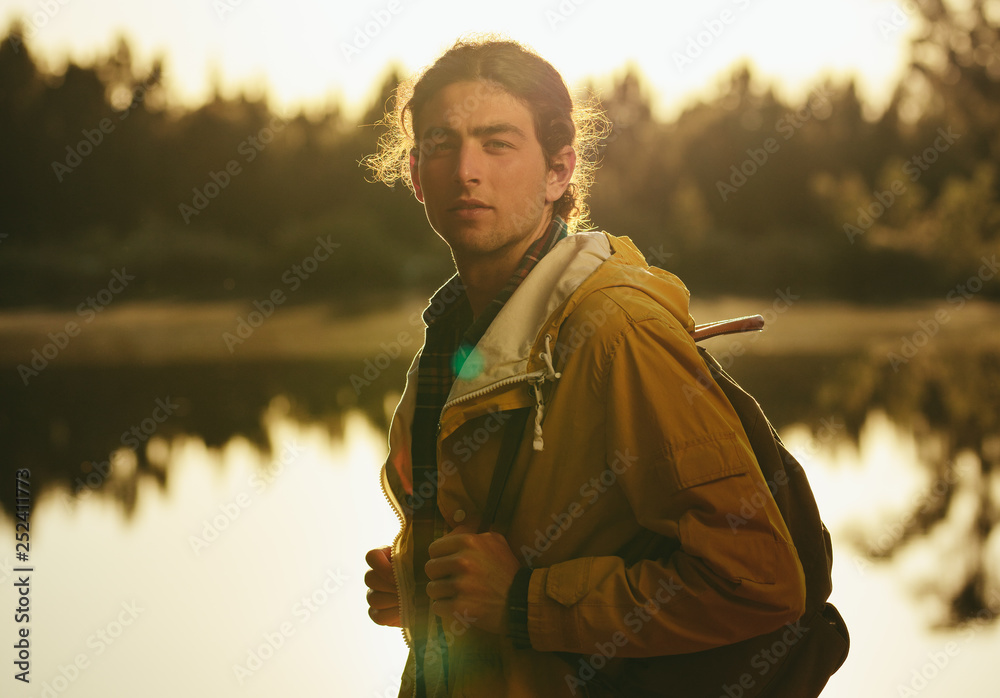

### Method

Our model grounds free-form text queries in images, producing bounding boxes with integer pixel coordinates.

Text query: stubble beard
[444,206,550,268]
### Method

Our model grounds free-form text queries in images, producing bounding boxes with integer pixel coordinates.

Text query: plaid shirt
[409,216,568,696]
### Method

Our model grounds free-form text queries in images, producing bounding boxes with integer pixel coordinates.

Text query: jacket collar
[443,230,614,409]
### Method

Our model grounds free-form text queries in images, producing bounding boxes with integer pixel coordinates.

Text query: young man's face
[409,80,574,262]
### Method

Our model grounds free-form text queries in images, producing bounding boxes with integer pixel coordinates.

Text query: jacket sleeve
[524,316,807,656]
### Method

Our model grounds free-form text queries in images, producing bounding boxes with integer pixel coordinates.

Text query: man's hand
[365,545,401,627]
[424,526,521,635]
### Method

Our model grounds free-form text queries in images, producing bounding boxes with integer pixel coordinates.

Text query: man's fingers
[368,606,401,627]
[364,568,395,593]
[425,579,456,601]
[365,546,393,574]
[366,569,401,628]
[426,525,476,558]
[424,552,464,581]
[427,535,464,559]
[367,588,398,610]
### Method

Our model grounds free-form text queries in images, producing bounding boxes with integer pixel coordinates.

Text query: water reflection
[0,359,401,518]
[0,405,997,697]
[1,407,408,698]
[808,349,1000,625]
[781,413,1000,697]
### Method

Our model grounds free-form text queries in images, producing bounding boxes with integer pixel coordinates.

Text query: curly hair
[365,36,609,231]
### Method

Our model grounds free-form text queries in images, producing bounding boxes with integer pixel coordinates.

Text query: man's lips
[448,199,493,219]
[449,199,491,211]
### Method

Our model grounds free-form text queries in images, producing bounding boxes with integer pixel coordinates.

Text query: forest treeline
[0,1,997,308]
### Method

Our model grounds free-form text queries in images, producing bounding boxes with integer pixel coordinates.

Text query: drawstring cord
[532,335,562,451]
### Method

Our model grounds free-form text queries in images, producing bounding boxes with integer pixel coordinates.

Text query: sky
[1,0,928,120]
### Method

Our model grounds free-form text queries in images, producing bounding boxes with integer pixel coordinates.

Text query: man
[365,38,806,697]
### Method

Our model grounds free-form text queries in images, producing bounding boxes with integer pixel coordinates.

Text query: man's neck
[455,215,554,320]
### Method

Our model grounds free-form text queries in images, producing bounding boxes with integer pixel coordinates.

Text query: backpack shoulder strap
[478,407,531,534]
[694,343,836,610]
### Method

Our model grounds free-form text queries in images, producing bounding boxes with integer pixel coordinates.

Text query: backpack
[480,315,850,698]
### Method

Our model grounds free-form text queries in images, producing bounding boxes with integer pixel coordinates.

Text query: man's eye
[423,139,455,155]
[486,140,512,150]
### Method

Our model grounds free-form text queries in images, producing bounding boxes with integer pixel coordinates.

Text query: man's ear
[546,145,577,204]
[409,148,424,203]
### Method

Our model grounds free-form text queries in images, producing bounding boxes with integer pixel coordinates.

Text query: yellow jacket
[381,232,806,697]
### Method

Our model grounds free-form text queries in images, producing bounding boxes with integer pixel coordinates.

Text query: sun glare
[2,0,921,117]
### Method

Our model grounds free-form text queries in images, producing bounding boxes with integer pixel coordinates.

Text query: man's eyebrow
[420,125,456,141]
[419,122,528,140]
[469,122,528,139]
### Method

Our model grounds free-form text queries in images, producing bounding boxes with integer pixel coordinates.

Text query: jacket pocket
[665,433,782,585]
[661,431,754,491]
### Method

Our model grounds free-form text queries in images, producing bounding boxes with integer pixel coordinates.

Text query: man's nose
[454,142,482,184]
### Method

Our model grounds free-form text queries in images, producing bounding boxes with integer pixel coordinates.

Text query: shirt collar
[421,215,569,332]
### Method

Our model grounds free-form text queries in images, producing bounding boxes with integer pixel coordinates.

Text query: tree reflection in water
[1,348,997,628]
[808,349,1000,626]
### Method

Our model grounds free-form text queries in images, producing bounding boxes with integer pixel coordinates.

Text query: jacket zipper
[379,465,412,650]
[379,369,554,654]
[442,369,548,411]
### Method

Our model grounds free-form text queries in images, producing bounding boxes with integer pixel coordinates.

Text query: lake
[1,297,998,697]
